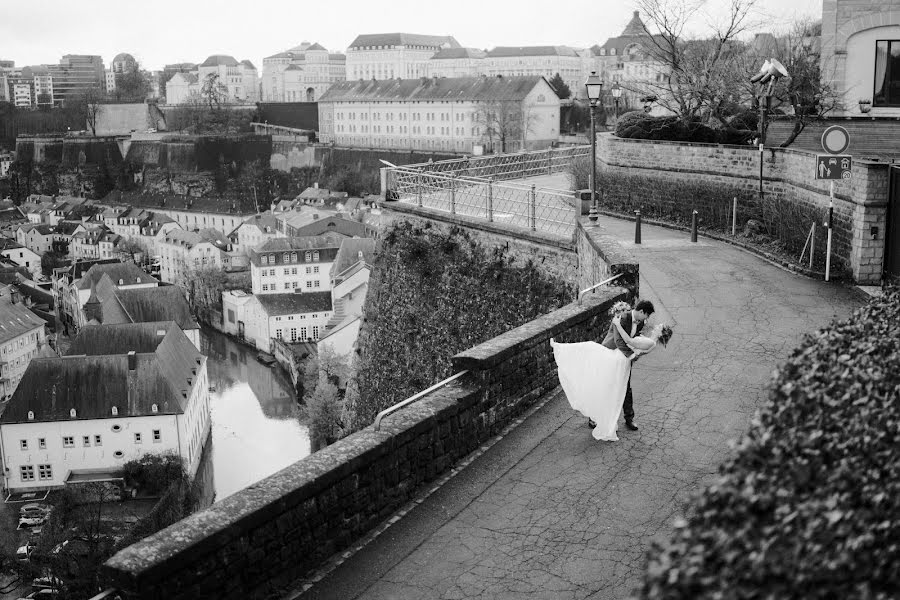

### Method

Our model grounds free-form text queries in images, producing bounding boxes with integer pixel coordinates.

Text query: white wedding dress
[550,339,636,442]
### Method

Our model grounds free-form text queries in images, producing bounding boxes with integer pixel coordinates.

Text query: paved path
[295,216,865,600]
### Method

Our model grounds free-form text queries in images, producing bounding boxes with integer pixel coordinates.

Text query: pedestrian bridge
[90,149,864,600]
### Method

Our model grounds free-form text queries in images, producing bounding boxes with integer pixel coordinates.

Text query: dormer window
[136,277,141,283]
[118,278,124,285]
[305,251,312,261]
[151,403,159,413]
[27,410,34,420]
[313,251,320,261]
[283,252,290,263]
[290,252,297,262]
[269,254,276,263]
[111,406,118,416]
[261,255,268,264]
[70,408,77,418]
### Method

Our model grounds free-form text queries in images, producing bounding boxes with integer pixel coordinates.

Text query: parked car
[17,515,45,529]
[16,542,35,562]
[20,504,51,519]
[31,576,63,592]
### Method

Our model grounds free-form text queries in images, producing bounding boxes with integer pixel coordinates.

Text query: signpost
[818,126,851,282]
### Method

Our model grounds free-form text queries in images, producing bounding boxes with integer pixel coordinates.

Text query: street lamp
[585,71,603,225]
[611,82,622,121]
[750,58,789,199]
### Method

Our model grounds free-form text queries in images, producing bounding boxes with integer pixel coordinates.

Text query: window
[284,283,290,290]
[63,436,74,448]
[83,436,90,447]
[111,406,118,416]
[283,268,290,275]
[300,327,308,339]
[292,281,298,289]
[875,40,900,106]
[262,255,268,265]
[291,328,297,342]
[312,326,320,339]
[306,280,312,288]
[283,252,290,262]
[20,439,27,450]
[39,438,46,449]
[20,465,35,481]
[262,284,268,291]
[153,429,161,442]
[95,435,102,446]
[135,432,142,444]
[314,280,321,288]
[276,329,283,339]
[38,464,52,480]
[291,267,297,274]
[313,266,319,274]
[305,266,311,274]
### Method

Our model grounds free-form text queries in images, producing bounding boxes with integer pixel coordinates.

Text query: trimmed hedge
[615,112,753,145]
[643,287,900,599]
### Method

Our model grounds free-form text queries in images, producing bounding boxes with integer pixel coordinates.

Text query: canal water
[199,327,311,501]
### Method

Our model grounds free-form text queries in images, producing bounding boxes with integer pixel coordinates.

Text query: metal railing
[400,145,590,182]
[374,370,469,432]
[577,273,624,304]
[87,589,121,600]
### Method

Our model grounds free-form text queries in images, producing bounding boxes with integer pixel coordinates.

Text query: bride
[551,313,672,441]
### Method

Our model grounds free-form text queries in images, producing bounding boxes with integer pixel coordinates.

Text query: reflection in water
[201,328,311,501]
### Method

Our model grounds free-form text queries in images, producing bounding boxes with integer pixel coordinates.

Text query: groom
[597,299,655,431]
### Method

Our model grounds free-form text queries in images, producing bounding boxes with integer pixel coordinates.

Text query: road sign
[816,154,852,180]
[821,126,850,154]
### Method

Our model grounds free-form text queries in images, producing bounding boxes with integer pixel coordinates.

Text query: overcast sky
[2,0,822,72]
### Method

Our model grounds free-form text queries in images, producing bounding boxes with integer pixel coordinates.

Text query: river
[199,327,311,501]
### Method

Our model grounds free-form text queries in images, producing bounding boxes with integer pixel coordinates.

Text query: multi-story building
[483,46,584,95]
[222,290,333,351]
[317,238,375,358]
[230,213,283,256]
[196,55,259,104]
[0,321,210,493]
[261,42,346,103]
[164,72,199,105]
[46,55,105,105]
[427,48,488,78]
[249,235,342,294]
[346,33,461,80]
[0,239,41,278]
[0,286,47,401]
[318,75,561,152]
[8,66,56,107]
[12,83,31,108]
[55,261,158,332]
[105,70,116,94]
[157,228,232,284]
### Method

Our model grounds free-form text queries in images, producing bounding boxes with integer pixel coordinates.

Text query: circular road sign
[822,126,850,154]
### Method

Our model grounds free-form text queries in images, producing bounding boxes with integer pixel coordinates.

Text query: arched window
[305,251,312,261]
[290,252,297,262]
[313,251,319,261]
[151,403,158,413]
[69,408,76,418]
[283,252,290,263]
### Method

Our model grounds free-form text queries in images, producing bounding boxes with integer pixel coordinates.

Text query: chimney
[127,350,136,371]
[10,289,19,304]
[313,182,319,189]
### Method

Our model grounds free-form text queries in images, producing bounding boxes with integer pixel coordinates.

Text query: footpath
[292,215,865,600]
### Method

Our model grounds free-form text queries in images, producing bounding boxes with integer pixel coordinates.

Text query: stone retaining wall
[101,288,627,599]
[595,134,888,284]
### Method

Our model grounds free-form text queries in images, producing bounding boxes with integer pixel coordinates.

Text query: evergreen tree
[549,73,572,99]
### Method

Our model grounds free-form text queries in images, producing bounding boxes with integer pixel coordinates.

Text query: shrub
[122,452,186,496]
[642,287,900,599]
[615,112,753,145]
[348,221,574,429]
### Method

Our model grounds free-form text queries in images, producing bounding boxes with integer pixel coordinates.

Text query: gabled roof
[0,238,23,251]
[170,72,199,85]
[240,59,256,70]
[54,221,82,236]
[320,75,554,103]
[255,233,345,253]
[0,285,46,344]
[102,286,199,332]
[200,55,239,67]
[76,262,158,291]
[348,33,461,50]
[238,213,280,233]
[255,292,332,316]
[32,224,54,235]
[291,215,368,239]
[486,46,579,58]
[431,48,487,60]
[333,238,375,277]
[597,11,663,55]
[3,323,203,424]
[67,321,182,355]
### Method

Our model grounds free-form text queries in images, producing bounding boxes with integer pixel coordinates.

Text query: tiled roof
[486,46,579,58]
[54,221,82,236]
[237,213,280,234]
[256,292,332,317]
[348,33,461,50]
[0,206,25,223]
[597,11,662,54]
[76,262,158,291]
[3,324,203,424]
[200,55,239,67]
[104,286,199,331]
[333,238,375,277]
[0,286,46,344]
[255,233,345,252]
[171,72,199,85]
[67,321,182,355]
[298,187,332,200]
[306,43,327,51]
[431,48,487,60]
[241,60,256,70]
[102,190,255,216]
[0,238,22,251]
[319,75,551,103]
[33,224,54,235]
[291,215,368,239]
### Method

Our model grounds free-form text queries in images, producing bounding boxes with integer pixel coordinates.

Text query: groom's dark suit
[601,311,644,424]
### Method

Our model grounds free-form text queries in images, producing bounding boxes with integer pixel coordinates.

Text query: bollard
[691,210,698,242]
[634,210,642,244]
[732,197,738,236]
[450,176,456,215]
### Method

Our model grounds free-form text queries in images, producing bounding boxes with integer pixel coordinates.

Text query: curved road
[293,215,865,600]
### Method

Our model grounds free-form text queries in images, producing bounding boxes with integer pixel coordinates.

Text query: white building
[230,213,284,257]
[60,261,159,332]
[483,46,583,96]
[226,291,333,352]
[0,240,41,278]
[197,55,259,104]
[346,33,461,80]
[249,235,342,295]
[158,228,232,285]
[165,72,199,105]
[261,42,346,103]
[0,321,210,493]
[317,238,375,359]
[0,286,47,401]
[427,48,488,78]
[318,75,561,153]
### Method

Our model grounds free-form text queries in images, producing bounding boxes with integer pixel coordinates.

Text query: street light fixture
[585,71,603,225]
[750,58,790,199]
[611,82,622,121]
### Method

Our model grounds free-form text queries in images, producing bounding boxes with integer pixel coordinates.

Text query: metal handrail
[87,589,121,600]
[577,273,624,305]
[374,370,469,431]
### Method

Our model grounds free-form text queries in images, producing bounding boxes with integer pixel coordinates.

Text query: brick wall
[596,134,889,284]
[101,288,627,599]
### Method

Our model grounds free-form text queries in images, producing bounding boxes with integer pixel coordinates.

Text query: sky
[2,0,822,72]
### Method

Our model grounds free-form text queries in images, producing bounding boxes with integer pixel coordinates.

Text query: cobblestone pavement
[296,216,865,600]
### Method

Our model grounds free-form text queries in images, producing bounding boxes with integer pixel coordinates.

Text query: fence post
[450,176,456,215]
[488,177,494,222]
[416,172,423,207]
[732,197,738,236]
[810,222,816,268]
[691,210,698,242]
[546,148,552,175]
[634,210,642,244]
[530,185,537,231]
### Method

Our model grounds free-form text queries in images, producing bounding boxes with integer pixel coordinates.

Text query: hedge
[615,111,753,145]
[642,286,900,599]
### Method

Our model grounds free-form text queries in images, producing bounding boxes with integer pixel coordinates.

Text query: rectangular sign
[816,155,852,180]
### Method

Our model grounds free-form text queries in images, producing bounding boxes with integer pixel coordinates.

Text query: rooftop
[256,292,332,317]
[486,46,579,58]
[76,262,158,291]
[333,238,375,277]
[0,285,46,344]
[348,33,461,50]
[320,75,554,103]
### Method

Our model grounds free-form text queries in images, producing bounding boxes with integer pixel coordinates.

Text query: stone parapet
[101,288,627,599]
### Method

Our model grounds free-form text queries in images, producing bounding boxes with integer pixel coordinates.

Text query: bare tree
[74,85,105,135]
[474,100,538,153]
[200,73,228,110]
[634,0,759,124]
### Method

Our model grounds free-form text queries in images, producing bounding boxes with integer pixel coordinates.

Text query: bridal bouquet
[608,301,631,317]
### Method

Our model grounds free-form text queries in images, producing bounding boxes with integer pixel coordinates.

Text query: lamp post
[611,82,622,121]
[750,58,789,200]
[585,71,603,225]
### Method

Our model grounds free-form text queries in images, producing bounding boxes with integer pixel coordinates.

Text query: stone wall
[101,287,628,599]
[596,134,889,284]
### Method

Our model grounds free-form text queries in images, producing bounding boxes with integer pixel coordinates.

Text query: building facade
[0,286,47,402]
[47,55,105,105]
[346,33,461,80]
[484,46,583,95]
[426,48,488,77]
[318,75,561,152]
[249,236,340,294]
[157,228,232,285]
[261,42,346,103]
